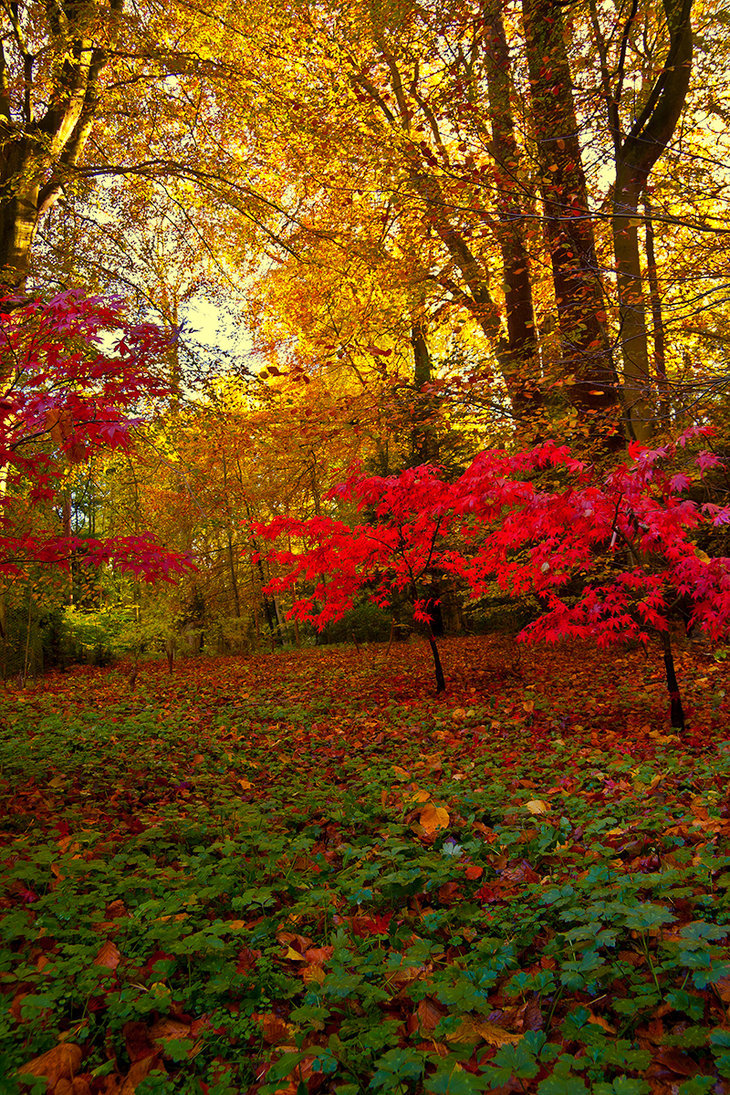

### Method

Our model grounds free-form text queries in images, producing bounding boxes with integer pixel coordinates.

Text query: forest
[3,0,730,1092]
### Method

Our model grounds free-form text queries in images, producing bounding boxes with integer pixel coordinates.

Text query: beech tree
[202,0,717,458]
[0,0,125,289]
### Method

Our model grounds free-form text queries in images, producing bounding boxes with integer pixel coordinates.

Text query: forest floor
[2,635,730,1095]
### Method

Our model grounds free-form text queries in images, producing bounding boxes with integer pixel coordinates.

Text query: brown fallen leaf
[17,1043,82,1090]
[255,1012,294,1044]
[304,946,333,965]
[122,1021,155,1063]
[653,1047,699,1077]
[94,940,121,970]
[446,1016,521,1046]
[587,1011,616,1033]
[149,1018,203,1060]
[53,1079,91,1095]
[149,1018,189,1043]
[105,899,128,920]
[417,997,445,1033]
[114,1053,164,1095]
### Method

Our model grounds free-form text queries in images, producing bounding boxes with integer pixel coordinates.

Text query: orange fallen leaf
[111,1052,163,1094]
[587,1011,616,1033]
[256,1012,293,1044]
[304,946,333,965]
[446,1016,521,1046]
[302,963,326,984]
[17,1043,82,1088]
[94,940,121,970]
[54,1079,91,1095]
[417,996,444,1032]
[419,804,450,835]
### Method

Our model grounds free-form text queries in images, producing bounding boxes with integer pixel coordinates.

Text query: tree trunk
[362,30,544,423]
[522,0,622,440]
[644,197,670,425]
[484,1,541,409]
[611,0,692,442]
[429,633,446,694]
[660,630,685,732]
[410,321,439,465]
[0,1,124,294]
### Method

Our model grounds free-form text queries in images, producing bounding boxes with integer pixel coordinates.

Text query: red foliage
[0,292,193,582]
[254,431,730,689]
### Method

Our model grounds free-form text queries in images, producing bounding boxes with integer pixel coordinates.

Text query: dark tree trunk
[484,1,540,408]
[661,630,685,732]
[0,1,124,296]
[644,197,670,425]
[429,633,446,694]
[522,0,622,440]
[610,0,692,441]
[409,321,439,465]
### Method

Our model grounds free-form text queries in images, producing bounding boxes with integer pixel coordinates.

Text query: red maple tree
[0,291,193,583]
[255,432,730,728]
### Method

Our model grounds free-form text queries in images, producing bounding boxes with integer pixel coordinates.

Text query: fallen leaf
[304,946,333,965]
[54,1079,91,1095]
[417,997,444,1032]
[302,963,326,984]
[122,1021,155,1063]
[94,940,121,970]
[446,1016,521,1046]
[17,1043,82,1088]
[256,1012,293,1044]
[587,1011,616,1033]
[284,945,307,961]
[419,804,449,835]
[114,1053,164,1094]
[525,799,549,815]
[149,1019,189,1043]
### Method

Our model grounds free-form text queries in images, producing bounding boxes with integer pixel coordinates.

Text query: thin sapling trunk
[429,631,446,694]
[660,630,685,732]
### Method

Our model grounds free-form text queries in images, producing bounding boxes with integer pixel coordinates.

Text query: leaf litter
[1,635,730,1094]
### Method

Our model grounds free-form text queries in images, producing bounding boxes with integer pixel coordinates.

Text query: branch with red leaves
[0,292,194,582]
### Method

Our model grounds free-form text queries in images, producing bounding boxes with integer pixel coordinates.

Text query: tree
[253,465,459,691]
[0,290,193,583]
[0,0,126,289]
[256,430,730,728]
[586,0,696,440]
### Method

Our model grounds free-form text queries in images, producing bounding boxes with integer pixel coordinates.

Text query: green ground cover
[1,638,730,1095]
